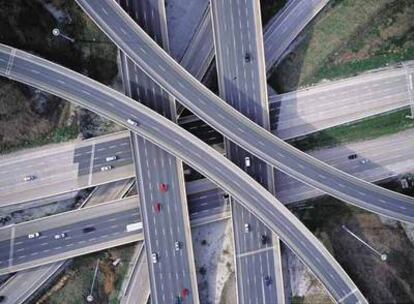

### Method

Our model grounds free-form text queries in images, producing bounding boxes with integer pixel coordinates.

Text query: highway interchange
[0,0,413,303]
[75,0,414,227]
[0,38,367,303]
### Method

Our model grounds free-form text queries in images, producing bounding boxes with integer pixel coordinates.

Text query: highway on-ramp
[0,43,366,303]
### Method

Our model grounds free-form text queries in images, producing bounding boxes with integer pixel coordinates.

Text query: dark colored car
[0,295,6,302]
[244,53,251,62]
[260,234,268,245]
[348,153,358,160]
[83,226,96,233]
[264,275,272,286]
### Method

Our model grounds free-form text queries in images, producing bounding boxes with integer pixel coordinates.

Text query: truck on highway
[126,222,142,232]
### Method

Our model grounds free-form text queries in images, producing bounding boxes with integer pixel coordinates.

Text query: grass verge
[289,108,414,151]
[0,124,79,154]
[269,0,414,92]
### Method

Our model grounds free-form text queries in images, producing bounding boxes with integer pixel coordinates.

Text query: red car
[181,288,189,299]
[159,183,168,192]
[153,202,161,213]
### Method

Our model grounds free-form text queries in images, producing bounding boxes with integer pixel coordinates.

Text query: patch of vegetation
[294,180,414,303]
[0,123,79,154]
[269,0,414,92]
[260,0,288,26]
[289,108,414,151]
[44,245,135,304]
[291,296,305,304]
[0,0,117,84]
[0,0,118,153]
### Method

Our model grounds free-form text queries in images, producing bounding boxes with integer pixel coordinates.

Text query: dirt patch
[219,272,236,304]
[192,220,235,304]
[287,248,333,304]
[39,244,135,304]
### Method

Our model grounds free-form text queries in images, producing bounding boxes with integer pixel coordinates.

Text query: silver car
[54,233,67,240]
[27,232,40,239]
[100,165,112,172]
[105,155,117,162]
[23,175,35,182]
[151,252,158,264]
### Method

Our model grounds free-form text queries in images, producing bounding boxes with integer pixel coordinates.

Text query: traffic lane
[0,137,130,182]
[272,85,407,125]
[0,154,133,204]
[264,0,328,69]
[232,204,277,304]
[188,189,225,214]
[0,187,225,268]
[0,210,140,266]
[0,142,132,194]
[134,138,188,303]
[0,47,11,74]
[271,76,406,113]
[6,45,365,302]
[123,1,195,296]
[275,141,414,191]
[215,0,280,299]
[0,209,140,259]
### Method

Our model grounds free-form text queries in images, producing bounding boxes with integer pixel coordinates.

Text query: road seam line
[88,142,95,185]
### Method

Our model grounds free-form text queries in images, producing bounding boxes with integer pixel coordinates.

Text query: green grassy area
[269,0,414,92]
[289,108,414,151]
[0,124,79,154]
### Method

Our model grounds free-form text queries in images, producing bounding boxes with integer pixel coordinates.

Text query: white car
[27,232,40,239]
[23,175,35,182]
[105,155,117,162]
[127,118,139,126]
[244,156,251,168]
[360,159,369,164]
[101,165,112,172]
[54,233,67,240]
[244,223,250,233]
[175,241,181,251]
[151,252,158,264]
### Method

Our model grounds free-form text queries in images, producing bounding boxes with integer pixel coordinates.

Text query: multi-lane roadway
[118,0,199,302]
[210,0,284,302]
[0,132,133,206]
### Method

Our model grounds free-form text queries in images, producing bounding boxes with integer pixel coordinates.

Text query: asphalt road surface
[211,0,284,302]
[118,0,199,301]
